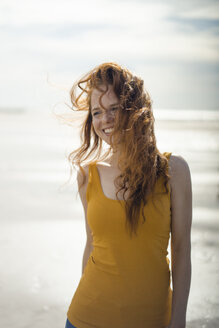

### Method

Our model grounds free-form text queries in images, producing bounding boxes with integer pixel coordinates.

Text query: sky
[0,0,219,113]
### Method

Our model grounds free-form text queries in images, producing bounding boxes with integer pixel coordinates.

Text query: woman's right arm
[76,166,94,275]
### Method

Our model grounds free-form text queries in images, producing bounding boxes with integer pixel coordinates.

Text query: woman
[65,62,192,328]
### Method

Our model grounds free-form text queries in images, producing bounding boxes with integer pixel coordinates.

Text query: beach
[0,109,219,328]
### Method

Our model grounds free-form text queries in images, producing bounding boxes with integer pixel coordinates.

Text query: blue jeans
[65,318,77,328]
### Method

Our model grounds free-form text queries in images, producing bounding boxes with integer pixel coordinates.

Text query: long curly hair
[68,62,170,238]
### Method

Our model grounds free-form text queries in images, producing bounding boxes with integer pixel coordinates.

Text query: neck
[107,149,120,168]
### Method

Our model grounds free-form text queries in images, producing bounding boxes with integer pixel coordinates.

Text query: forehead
[90,85,119,107]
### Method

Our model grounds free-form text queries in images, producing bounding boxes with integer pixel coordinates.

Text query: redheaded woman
[65,62,192,328]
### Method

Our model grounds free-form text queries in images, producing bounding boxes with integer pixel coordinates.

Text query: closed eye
[92,107,118,116]
[93,111,100,116]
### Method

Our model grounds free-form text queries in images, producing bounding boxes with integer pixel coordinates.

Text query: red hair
[68,62,170,238]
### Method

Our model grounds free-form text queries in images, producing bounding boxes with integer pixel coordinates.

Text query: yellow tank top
[67,152,172,328]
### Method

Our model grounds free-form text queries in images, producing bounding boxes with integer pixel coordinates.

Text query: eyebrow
[91,103,119,112]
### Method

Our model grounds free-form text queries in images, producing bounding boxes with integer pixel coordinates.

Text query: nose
[102,110,115,123]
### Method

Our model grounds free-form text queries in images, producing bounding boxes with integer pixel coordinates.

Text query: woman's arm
[168,155,192,328]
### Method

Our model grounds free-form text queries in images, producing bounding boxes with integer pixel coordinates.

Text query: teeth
[104,128,113,133]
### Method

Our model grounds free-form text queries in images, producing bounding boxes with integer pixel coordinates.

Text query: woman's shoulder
[168,154,191,189]
[76,164,90,187]
[168,153,190,171]
[76,161,103,185]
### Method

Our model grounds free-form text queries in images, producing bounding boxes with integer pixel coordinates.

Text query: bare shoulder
[76,164,90,206]
[168,154,191,190]
[76,164,89,187]
[169,154,190,174]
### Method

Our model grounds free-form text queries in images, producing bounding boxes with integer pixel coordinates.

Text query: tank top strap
[163,152,172,160]
[86,161,102,202]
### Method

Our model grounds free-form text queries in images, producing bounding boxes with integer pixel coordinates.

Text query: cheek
[92,119,100,135]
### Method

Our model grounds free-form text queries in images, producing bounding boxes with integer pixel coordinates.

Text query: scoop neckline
[92,152,172,202]
[93,163,125,203]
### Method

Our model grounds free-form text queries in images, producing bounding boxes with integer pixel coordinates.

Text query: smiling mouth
[103,128,114,135]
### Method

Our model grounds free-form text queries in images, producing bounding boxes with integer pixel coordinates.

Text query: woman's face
[90,84,120,145]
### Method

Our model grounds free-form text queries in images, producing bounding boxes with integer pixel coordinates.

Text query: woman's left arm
[167,155,193,328]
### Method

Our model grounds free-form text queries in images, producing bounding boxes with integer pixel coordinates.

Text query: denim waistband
[65,318,77,328]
